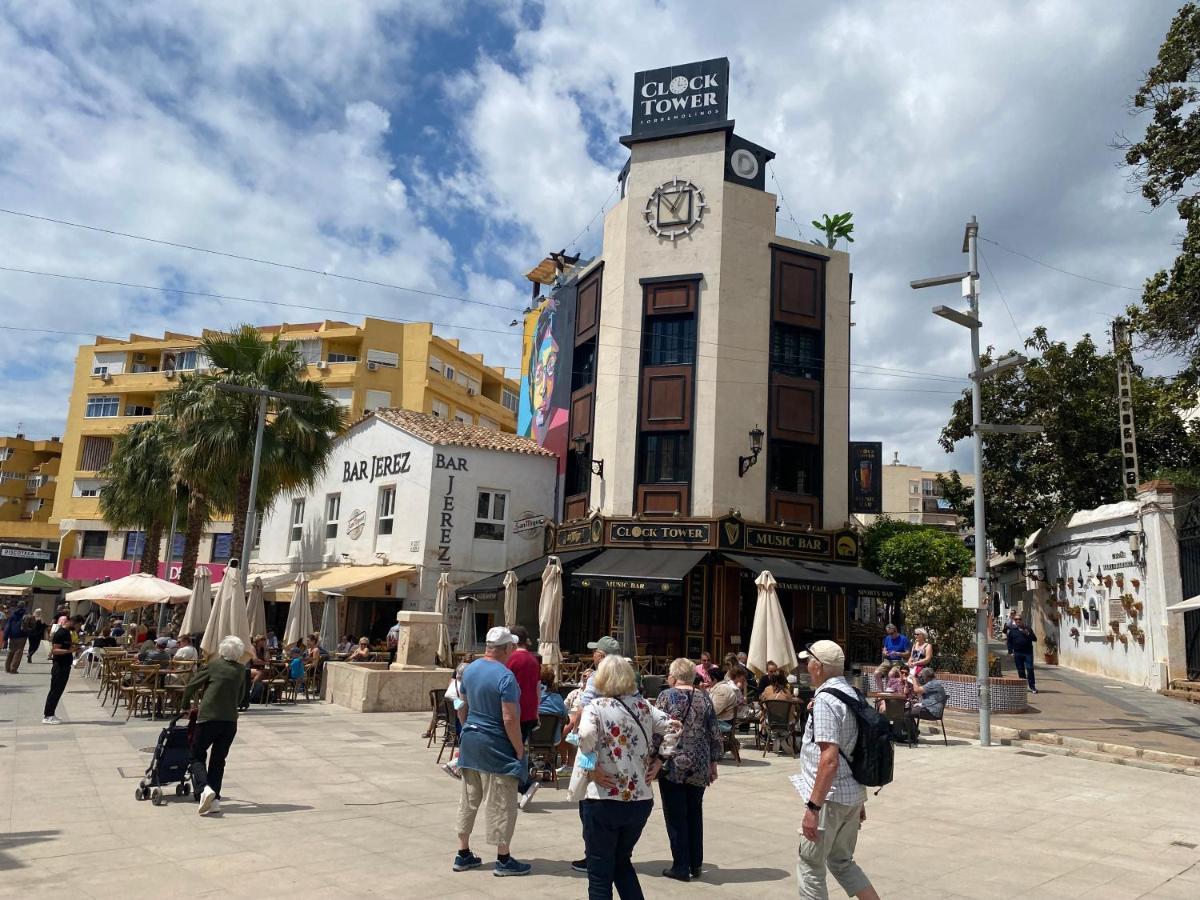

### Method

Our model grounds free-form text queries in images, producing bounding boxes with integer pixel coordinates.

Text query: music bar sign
[629,57,730,141]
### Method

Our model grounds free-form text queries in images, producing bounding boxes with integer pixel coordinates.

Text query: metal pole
[163,500,179,580]
[966,215,991,746]
[240,394,268,587]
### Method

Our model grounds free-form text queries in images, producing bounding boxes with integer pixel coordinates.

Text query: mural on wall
[518,286,576,475]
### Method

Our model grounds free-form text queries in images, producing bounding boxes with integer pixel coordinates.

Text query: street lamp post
[214,383,315,582]
[911,215,1042,747]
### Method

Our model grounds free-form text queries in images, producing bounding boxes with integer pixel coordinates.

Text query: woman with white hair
[181,634,247,816]
[907,628,933,677]
[577,654,681,898]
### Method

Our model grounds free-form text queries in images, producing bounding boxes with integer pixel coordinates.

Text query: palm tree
[158,325,345,564]
[98,419,177,576]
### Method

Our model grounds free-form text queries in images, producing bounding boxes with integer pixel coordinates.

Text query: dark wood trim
[768,242,832,262]
[640,366,693,431]
[564,266,603,521]
[638,273,704,286]
[644,280,697,316]
[636,484,690,517]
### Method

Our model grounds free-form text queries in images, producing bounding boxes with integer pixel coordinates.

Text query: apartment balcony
[307,358,362,384]
[88,370,182,393]
[0,481,26,499]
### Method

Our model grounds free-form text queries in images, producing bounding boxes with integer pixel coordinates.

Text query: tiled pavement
[2,656,1200,899]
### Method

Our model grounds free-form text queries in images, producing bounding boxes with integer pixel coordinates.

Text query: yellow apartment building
[51,318,520,582]
[852,451,977,533]
[0,433,63,551]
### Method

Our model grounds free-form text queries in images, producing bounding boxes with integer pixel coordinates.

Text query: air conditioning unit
[100,371,112,383]
[315,360,328,370]
[367,361,379,372]
[466,387,476,396]
[91,367,108,378]
[163,369,176,380]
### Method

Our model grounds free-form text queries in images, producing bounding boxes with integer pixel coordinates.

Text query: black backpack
[820,687,895,789]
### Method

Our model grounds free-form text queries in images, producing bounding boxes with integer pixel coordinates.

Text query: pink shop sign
[63,558,226,583]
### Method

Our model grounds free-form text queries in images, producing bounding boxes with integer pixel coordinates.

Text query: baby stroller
[135,709,196,806]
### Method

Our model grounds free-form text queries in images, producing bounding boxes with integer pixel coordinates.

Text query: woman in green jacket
[182,635,247,815]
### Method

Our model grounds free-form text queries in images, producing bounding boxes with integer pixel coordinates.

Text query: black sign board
[849,441,883,515]
[555,518,604,551]
[724,133,774,192]
[576,574,679,594]
[627,57,730,143]
[0,544,55,581]
[607,521,712,547]
[743,525,832,558]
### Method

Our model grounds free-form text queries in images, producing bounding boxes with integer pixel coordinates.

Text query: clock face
[644,177,706,240]
[730,147,759,180]
[669,75,689,95]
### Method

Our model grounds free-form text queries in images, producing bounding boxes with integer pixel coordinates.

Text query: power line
[979,248,1024,345]
[564,185,619,254]
[767,163,806,241]
[979,237,1141,292]
[0,207,523,312]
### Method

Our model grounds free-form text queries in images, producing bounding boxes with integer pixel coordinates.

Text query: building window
[455,411,473,426]
[329,388,353,408]
[123,531,145,560]
[770,324,822,380]
[73,479,101,498]
[0,471,26,482]
[124,404,153,417]
[909,480,919,495]
[85,395,120,418]
[479,417,499,431]
[365,390,391,411]
[326,351,357,363]
[428,354,444,374]
[566,442,590,498]
[467,377,481,395]
[325,493,341,540]
[501,388,519,413]
[162,349,200,372]
[475,490,507,541]
[291,340,321,364]
[366,349,399,368]
[80,531,107,559]
[769,441,822,495]
[289,499,304,544]
[639,434,692,484]
[643,315,696,367]
[377,486,396,536]
[431,399,450,419]
[572,340,597,392]
[211,533,233,563]
[80,436,114,471]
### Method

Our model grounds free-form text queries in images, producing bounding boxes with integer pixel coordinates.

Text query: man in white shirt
[796,640,879,900]
[174,635,198,661]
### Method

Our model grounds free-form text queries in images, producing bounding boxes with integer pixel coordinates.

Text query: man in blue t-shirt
[882,623,910,663]
[452,626,531,878]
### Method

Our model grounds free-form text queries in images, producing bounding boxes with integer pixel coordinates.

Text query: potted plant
[1134,601,1143,614]
[1120,594,1135,613]
[1103,575,1113,590]
[1043,635,1058,665]
[1117,633,1129,647]
[1048,611,1061,625]
[1105,634,1116,646]
[1110,620,1122,633]
[1067,576,1075,591]
[1131,577,1141,592]
[1115,572,1124,590]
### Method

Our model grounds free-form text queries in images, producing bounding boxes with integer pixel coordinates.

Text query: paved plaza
[3,658,1200,899]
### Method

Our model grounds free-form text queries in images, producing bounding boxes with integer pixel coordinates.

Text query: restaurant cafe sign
[545,514,859,563]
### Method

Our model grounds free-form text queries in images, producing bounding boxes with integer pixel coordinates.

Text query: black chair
[906,704,948,747]
[527,712,565,787]
[426,688,448,748]
[761,700,801,757]
[436,697,460,764]
[641,675,665,699]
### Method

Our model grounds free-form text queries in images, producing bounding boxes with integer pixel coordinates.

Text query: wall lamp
[571,433,604,479]
[738,425,765,478]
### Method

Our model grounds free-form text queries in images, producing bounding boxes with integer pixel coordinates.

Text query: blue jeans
[581,798,652,900]
[1013,652,1036,690]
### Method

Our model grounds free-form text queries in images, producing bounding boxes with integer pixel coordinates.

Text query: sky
[0,0,1187,476]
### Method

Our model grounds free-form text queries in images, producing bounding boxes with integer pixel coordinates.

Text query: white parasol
[747,570,799,676]
[200,565,252,663]
[281,573,313,648]
[434,571,453,666]
[536,555,563,666]
[66,572,191,614]
[502,569,518,628]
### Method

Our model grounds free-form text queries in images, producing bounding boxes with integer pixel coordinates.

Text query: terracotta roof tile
[367,408,556,457]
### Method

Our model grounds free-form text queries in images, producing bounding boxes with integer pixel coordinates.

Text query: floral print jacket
[577,695,680,802]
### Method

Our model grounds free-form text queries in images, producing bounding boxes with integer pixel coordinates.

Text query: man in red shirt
[506,626,542,810]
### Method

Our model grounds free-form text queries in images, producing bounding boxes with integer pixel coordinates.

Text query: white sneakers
[197,786,218,815]
[42,716,62,725]
[518,781,539,810]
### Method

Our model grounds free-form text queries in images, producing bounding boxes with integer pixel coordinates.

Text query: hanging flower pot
[1067,577,1075,592]
[1110,621,1122,633]
[1115,573,1124,589]
[1131,577,1141,592]
[1105,634,1115,645]
[1117,633,1128,646]
[1134,601,1143,614]
[1103,575,1113,589]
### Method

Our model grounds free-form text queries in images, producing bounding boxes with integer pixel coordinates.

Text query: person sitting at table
[347,637,371,662]
[304,634,322,670]
[337,634,354,654]
[137,628,158,656]
[537,665,568,742]
[872,661,892,692]
[707,668,743,736]
[439,661,469,778]
[139,636,172,665]
[266,630,280,652]
[756,660,779,695]
[905,668,948,743]
[759,671,791,702]
[885,665,904,694]
[882,623,910,663]
[896,665,914,700]
[694,650,717,686]
[174,634,198,662]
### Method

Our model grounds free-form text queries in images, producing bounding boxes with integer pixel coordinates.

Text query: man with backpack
[4,603,29,673]
[796,640,881,900]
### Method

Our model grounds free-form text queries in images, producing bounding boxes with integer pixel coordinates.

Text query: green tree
[860,516,927,574]
[810,212,855,249]
[158,326,345,568]
[939,327,1200,551]
[901,578,976,667]
[98,419,177,576]
[1120,3,1200,393]
[875,528,973,593]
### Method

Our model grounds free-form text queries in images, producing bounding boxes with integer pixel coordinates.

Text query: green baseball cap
[586,636,622,655]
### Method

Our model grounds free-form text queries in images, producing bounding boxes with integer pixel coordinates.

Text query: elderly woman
[347,637,372,662]
[907,628,933,676]
[654,657,721,882]
[578,654,680,899]
[182,635,248,816]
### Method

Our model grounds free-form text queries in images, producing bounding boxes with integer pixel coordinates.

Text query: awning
[1167,595,1200,613]
[267,565,416,601]
[456,550,602,600]
[571,548,707,593]
[724,553,903,596]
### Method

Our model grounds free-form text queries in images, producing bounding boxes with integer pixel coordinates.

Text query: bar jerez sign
[628,57,730,141]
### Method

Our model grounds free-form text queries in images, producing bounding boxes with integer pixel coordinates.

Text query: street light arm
[213,382,315,404]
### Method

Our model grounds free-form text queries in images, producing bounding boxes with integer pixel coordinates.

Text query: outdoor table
[868,692,909,740]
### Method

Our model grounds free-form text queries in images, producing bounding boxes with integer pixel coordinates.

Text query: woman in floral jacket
[577,654,680,899]
[654,657,722,881]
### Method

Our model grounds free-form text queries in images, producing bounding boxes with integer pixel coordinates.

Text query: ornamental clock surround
[643,177,707,240]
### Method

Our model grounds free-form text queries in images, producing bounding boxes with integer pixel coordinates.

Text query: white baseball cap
[798,640,846,669]
[485,626,518,646]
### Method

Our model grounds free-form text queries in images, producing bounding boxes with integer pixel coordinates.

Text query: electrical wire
[767,163,806,242]
[979,237,1141,292]
[979,248,1024,346]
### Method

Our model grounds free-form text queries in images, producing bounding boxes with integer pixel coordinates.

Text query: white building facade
[253,409,557,641]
